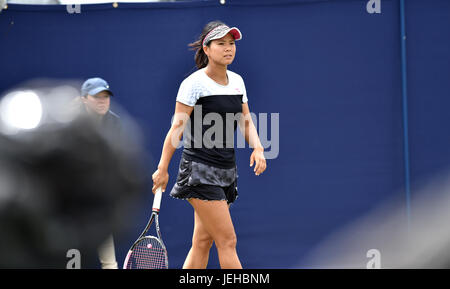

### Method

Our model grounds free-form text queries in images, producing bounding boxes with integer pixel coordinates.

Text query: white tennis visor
[202,25,242,47]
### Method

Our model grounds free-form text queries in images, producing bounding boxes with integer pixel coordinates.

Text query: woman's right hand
[152,168,169,194]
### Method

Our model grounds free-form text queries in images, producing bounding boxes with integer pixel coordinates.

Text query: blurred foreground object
[299,171,450,269]
[0,80,149,268]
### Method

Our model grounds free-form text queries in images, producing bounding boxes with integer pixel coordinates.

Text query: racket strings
[126,237,168,269]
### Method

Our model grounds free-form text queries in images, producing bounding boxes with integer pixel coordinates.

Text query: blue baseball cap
[81,77,113,97]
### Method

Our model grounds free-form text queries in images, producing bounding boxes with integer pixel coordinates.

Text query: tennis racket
[123,187,168,269]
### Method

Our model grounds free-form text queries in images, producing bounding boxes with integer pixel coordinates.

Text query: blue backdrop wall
[1,0,449,268]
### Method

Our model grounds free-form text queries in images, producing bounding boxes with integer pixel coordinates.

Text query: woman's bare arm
[152,102,194,193]
[239,103,267,176]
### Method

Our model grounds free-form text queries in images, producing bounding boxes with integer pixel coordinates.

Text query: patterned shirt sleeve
[176,77,201,107]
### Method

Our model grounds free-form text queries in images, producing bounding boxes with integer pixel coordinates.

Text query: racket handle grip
[152,187,163,212]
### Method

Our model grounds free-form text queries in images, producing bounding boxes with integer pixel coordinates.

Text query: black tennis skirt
[169,156,238,204]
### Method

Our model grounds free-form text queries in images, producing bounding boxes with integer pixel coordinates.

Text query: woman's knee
[215,232,237,250]
[193,236,214,251]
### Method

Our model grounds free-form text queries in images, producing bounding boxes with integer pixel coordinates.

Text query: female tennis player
[151,20,267,269]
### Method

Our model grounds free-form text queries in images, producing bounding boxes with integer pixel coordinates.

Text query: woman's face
[204,33,236,66]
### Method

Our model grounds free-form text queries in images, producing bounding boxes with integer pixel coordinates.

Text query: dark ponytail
[189,20,227,69]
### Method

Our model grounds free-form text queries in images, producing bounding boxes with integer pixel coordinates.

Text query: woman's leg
[188,198,242,269]
[183,209,214,269]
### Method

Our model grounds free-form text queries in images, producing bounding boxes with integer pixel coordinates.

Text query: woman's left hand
[250,148,266,176]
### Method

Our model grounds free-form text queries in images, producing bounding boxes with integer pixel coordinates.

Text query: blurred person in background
[80,77,120,269]
[80,77,121,134]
